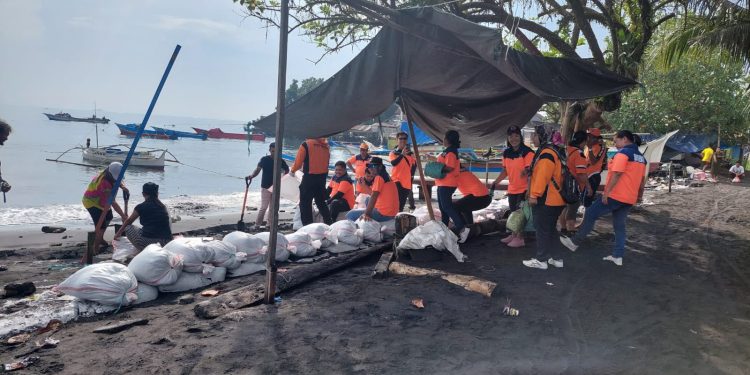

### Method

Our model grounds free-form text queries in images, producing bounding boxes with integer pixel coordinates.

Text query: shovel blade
[237,220,246,232]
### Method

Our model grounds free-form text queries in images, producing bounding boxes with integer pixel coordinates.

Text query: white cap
[108,162,123,177]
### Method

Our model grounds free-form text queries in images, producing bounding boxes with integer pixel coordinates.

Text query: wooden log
[93,319,149,334]
[388,262,497,297]
[85,231,96,264]
[194,243,391,319]
[371,251,394,279]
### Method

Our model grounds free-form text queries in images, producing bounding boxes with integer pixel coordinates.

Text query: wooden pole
[264,0,290,305]
[401,99,435,220]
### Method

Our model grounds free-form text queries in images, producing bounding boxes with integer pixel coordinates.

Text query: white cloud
[154,15,239,37]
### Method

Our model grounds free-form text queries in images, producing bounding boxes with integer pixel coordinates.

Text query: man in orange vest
[291,138,333,225]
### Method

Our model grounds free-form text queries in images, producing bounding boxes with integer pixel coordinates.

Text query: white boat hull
[82,147,166,168]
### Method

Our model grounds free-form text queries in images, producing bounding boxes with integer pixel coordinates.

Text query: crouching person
[454,170,491,228]
[114,182,172,251]
[346,157,398,222]
[327,161,355,221]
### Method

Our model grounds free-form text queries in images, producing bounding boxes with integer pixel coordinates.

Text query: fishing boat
[152,126,208,140]
[43,112,110,124]
[82,145,167,168]
[192,127,266,141]
[116,123,174,140]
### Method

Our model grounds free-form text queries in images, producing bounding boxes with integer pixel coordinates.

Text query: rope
[169,160,245,180]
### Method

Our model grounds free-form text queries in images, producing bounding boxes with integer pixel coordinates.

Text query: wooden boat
[44,112,110,124]
[116,123,174,140]
[82,145,166,168]
[152,126,208,140]
[192,127,266,141]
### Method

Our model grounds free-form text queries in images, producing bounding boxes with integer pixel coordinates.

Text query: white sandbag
[330,220,363,246]
[357,219,383,243]
[256,232,291,262]
[128,244,183,286]
[112,238,139,263]
[227,262,266,278]
[324,242,361,254]
[297,223,338,248]
[55,263,138,306]
[134,283,159,305]
[380,219,396,240]
[222,231,265,263]
[355,194,370,209]
[164,237,216,273]
[285,232,318,257]
[396,220,467,262]
[292,205,324,230]
[158,267,227,293]
[412,205,442,225]
[278,173,301,203]
[205,240,243,270]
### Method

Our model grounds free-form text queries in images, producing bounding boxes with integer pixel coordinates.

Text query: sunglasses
[398,137,408,140]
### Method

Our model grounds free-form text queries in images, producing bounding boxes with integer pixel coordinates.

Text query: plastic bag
[396,220,467,262]
[521,201,535,232]
[112,238,139,263]
[256,232,291,261]
[134,283,158,305]
[158,267,227,293]
[227,262,266,278]
[285,232,318,257]
[128,244,183,286]
[412,205,442,225]
[354,194,370,209]
[278,173,301,203]
[380,219,396,240]
[164,237,216,273]
[55,263,138,306]
[506,209,526,233]
[356,219,383,243]
[222,231,266,263]
[330,220,363,246]
[292,205,324,230]
[206,240,243,270]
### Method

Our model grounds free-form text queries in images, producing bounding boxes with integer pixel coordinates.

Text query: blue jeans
[573,196,632,258]
[437,186,465,232]
[345,208,393,222]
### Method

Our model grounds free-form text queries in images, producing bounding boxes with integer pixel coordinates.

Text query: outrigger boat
[82,145,167,168]
[116,123,173,140]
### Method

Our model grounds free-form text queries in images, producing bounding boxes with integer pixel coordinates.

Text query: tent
[400,121,437,146]
[253,8,638,147]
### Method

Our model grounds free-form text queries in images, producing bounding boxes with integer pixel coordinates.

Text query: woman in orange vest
[523,125,566,270]
[560,130,593,233]
[389,132,416,211]
[436,130,470,243]
[291,138,332,225]
[347,143,371,182]
[345,157,399,222]
[327,161,355,221]
[584,128,606,208]
[454,169,491,228]
[492,125,534,247]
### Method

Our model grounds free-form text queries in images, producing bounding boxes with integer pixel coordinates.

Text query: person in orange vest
[291,138,332,225]
[345,157,399,222]
[561,130,647,266]
[454,169,491,228]
[492,125,534,247]
[560,131,593,233]
[523,125,566,270]
[436,130,470,243]
[347,143,371,182]
[327,161,355,221]
[584,128,606,208]
[389,132,416,211]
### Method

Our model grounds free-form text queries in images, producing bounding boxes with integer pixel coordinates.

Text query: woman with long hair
[436,130,470,243]
[114,182,172,251]
[492,125,534,247]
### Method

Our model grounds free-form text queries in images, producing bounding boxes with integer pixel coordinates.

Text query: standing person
[246,142,289,227]
[345,157,399,222]
[584,128,606,207]
[729,161,745,182]
[347,143,371,182]
[436,130,470,243]
[291,138,332,225]
[0,119,12,198]
[560,131,593,234]
[82,162,129,252]
[113,182,172,251]
[454,169,491,228]
[327,161,355,220]
[492,125,534,247]
[389,132,416,212]
[561,130,647,266]
[523,125,566,270]
[701,144,716,172]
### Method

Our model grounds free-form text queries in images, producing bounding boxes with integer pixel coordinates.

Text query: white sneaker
[523,258,548,270]
[603,255,623,266]
[547,258,564,268]
[560,235,579,252]
[458,227,470,244]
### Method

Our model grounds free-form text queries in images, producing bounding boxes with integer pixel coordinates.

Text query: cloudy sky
[0,0,361,121]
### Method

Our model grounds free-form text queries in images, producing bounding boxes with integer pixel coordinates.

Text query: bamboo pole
[264,0,290,305]
[400,99,435,220]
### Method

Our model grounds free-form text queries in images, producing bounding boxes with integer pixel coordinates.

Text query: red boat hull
[192,127,265,141]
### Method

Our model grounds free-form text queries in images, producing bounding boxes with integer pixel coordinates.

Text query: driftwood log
[194,243,391,319]
[388,262,497,297]
[372,251,394,279]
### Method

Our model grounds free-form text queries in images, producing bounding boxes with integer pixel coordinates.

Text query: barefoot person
[561,130,647,266]
[492,125,534,247]
[246,142,289,227]
[114,182,172,251]
[82,162,129,251]
[327,161,355,221]
[436,130,470,243]
[345,157,398,222]
[0,119,12,199]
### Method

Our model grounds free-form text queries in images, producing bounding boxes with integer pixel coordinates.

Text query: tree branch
[567,0,605,65]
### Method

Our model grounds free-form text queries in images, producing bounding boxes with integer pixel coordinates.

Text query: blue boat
[116,123,175,140]
[152,126,208,140]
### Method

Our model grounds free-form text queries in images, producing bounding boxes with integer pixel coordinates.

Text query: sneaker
[501,234,515,244]
[547,258,564,268]
[458,227,470,244]
[603,255,623,266]
[560,235,579,252]
[507,237,525,248]
[523,258,548,270]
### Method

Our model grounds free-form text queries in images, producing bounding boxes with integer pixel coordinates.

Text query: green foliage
[285,77,325,104]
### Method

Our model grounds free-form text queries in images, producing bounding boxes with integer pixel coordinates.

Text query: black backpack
[548,147,581,204]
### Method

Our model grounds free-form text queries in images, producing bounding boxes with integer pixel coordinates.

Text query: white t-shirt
[729,165,745,175]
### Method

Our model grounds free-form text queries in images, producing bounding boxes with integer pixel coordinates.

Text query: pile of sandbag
[111,238,139,262]
[297,223,338,248]
[222,231,265,263]
[285,232,320,257]
[54,263,139,306]
[396,220,467,262]
[256,232,291,261]
[412,205,442,225]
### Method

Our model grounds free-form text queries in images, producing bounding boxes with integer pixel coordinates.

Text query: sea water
[0,104,349,230]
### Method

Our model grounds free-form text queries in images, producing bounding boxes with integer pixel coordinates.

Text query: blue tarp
[400,121,438,146]
[664,133,717,154]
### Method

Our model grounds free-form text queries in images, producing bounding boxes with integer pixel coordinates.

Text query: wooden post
[86,231,96,264]
[401,100,435,220]
[668,162,673,193]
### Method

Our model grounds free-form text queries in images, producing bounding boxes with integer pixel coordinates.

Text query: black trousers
[584,173,602,207]
[328,198,351,222]
[396,182,410,212]
[299,174,332,225]
[453,194,492,225]
[507,192,526,212]
[532,203,565,261]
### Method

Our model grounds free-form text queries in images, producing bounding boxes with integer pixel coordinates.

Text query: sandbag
[222,231,265,263]
[164,237,216,273]
[55,263,138,306]
[112,238,139,263]
[412,205,442,225]
[205,240,244,270]
[324,242,361,254]
[256,232,291,261]
[134,283,159,305]
[506,209,526,233]
[227,262,266,278]
[357,219,383,243]
[380,219,396,240]
[396,220,467,262]
[297,223,336,243]
[330,220,363,246]
[128,244,183,286]
[354,194,370,209]
[293,206,324,230]
[158,267,227,293]
[285,232,318,258]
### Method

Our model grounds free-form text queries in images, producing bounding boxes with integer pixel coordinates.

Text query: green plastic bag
[521,201,535,232]
[506,209,526,233]
[424,161,446,179]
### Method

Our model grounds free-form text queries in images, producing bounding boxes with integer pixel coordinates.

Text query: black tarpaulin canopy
[254,7,638,147]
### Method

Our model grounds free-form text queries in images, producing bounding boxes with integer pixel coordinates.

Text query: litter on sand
[503,299,519,316]
[200,289,220,297]
[411,298,425,309]
[3,356,39,372]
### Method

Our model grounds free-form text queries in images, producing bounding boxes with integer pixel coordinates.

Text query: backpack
[548,147,581,204]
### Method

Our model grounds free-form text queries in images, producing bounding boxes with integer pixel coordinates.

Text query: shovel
[123,189,130,216]
[237,177,251,231]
